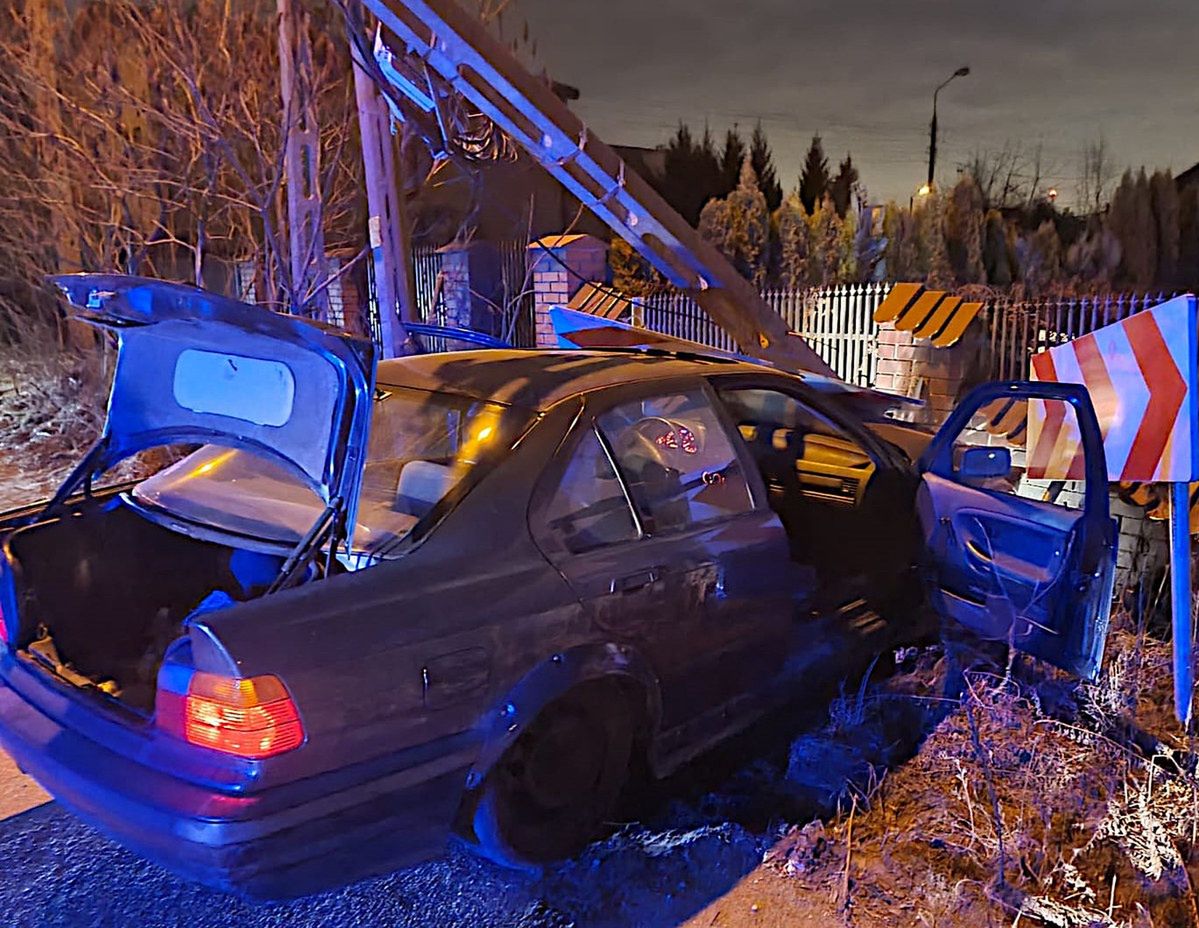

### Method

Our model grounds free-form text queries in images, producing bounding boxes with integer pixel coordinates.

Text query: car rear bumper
[0,678,475,899]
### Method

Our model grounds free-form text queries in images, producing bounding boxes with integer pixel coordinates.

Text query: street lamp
[927,66,970,190]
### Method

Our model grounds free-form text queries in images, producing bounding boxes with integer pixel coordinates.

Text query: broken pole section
[349,11,416,358]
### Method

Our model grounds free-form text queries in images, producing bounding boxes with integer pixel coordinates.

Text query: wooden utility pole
[277,0,330,319]
[349,6,417,357]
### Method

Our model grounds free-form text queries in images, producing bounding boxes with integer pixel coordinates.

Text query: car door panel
[919,381,1115,679]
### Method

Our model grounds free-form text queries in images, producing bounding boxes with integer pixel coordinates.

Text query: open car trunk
[0,274,378,712]
[4,495,289,712]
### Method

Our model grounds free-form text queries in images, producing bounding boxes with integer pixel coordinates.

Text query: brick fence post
[872,322,969,427]
[528,234,609,348]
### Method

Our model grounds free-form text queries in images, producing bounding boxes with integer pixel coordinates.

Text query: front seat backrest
[395,460,455,517]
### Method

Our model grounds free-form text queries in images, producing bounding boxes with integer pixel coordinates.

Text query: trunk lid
[51,274,376,536]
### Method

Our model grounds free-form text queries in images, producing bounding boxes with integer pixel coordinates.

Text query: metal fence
[985,291,1177,382]
[644,284,1184,389]
[642,283,888,387]
[408,239,535,347]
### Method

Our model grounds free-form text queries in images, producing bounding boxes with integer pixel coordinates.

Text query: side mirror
[958,446,1011,480]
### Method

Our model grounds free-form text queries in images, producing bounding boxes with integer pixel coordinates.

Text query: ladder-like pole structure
[358,0,836,378]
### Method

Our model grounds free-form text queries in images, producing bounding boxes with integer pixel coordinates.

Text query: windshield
[132,387,529,557]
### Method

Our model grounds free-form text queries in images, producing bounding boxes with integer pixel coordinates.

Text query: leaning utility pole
[277,0,330,319]
[349,10,417,357]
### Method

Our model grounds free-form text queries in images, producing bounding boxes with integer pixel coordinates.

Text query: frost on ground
[0,355,106,505]
[0,353,179,508]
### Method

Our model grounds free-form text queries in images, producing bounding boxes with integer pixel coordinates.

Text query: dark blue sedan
[0,276,1113,897]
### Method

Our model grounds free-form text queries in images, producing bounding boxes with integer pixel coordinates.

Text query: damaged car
[0,276,1115,898]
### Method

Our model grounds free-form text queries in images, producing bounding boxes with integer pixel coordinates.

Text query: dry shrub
[769,624,1199,927]
[0,348,108,504]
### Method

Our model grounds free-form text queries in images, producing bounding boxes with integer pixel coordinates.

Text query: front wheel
[468,683,635,870]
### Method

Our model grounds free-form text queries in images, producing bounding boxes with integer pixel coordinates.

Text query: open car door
[917,381,1116,679]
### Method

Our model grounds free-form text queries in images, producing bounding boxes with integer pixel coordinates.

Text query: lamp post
[927,66,970,190]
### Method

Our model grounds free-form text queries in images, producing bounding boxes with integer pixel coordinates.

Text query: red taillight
[171,672,304,759]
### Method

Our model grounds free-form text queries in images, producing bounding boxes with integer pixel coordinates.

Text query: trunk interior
[4,496,288,713]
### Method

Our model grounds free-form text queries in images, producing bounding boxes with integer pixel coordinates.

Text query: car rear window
[133,388,531,559]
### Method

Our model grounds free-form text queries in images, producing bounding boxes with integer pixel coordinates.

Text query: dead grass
[689,620,1199,928]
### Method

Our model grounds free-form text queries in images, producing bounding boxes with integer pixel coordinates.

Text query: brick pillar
[529,234,609,348]
[872,323,968,426]
[436,242,503,332]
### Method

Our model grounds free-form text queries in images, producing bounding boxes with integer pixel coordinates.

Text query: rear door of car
[919,381,1115,679]
[529,383,795,737]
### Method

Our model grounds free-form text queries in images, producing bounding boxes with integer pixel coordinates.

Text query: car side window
[542,428,640,554]
[597,390,753,535]
[717,387,877,510]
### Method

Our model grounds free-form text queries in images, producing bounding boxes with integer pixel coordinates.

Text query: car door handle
[611,568,660,594]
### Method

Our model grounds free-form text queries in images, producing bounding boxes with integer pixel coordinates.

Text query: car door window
[541,428,640,554]
[718,387,877,510]
[952,396,1087,510]
[919,383,1112,679]
[597,390,752,535]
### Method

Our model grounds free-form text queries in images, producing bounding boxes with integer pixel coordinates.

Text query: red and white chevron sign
[1028,295,1199,482]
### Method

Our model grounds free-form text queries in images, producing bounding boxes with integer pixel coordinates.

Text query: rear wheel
[469,683,635,870]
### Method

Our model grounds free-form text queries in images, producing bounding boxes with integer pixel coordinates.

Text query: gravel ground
[0,769,772,928]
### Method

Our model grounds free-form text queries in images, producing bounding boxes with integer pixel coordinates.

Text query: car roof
[376,349,774,411]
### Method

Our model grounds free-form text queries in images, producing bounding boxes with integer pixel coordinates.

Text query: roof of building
[1177,162,1199,189]
[376,349,762,411]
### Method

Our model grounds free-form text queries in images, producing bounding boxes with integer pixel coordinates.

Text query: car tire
[468,682,635,871]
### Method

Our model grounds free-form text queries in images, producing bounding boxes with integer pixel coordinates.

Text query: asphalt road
[0,744,772,928]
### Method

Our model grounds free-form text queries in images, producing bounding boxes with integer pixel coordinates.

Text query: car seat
[395,460,455,518]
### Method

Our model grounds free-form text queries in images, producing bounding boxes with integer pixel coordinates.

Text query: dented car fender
[464,641,661,789]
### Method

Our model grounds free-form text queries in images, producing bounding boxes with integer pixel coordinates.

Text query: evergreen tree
[913,193,952,288]
[698,158,771,287]
[828,154,859,218]
[718,126,746,197]
[609,234,663,296]
[882,202,918,281]
[656,122,722,227]
[805,194,842,286]
[1108,169,1156,288]
[836,206,859,282]
[774,194,810,290]
[1149,169,1179,286]
[1016,220,1062,293]
[945,175,986,284]
[1178,186,1199,291]
[749,122,783,211]
[1064,217,1120,287]
[798,135,830,214]
[982,209,1013,286]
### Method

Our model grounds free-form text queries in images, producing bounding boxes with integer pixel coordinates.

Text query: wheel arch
[464,642,661,790]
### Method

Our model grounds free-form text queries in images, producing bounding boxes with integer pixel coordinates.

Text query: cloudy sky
[518,0,1199,207]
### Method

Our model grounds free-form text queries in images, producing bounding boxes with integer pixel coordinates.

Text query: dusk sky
[519,0,1199,208]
